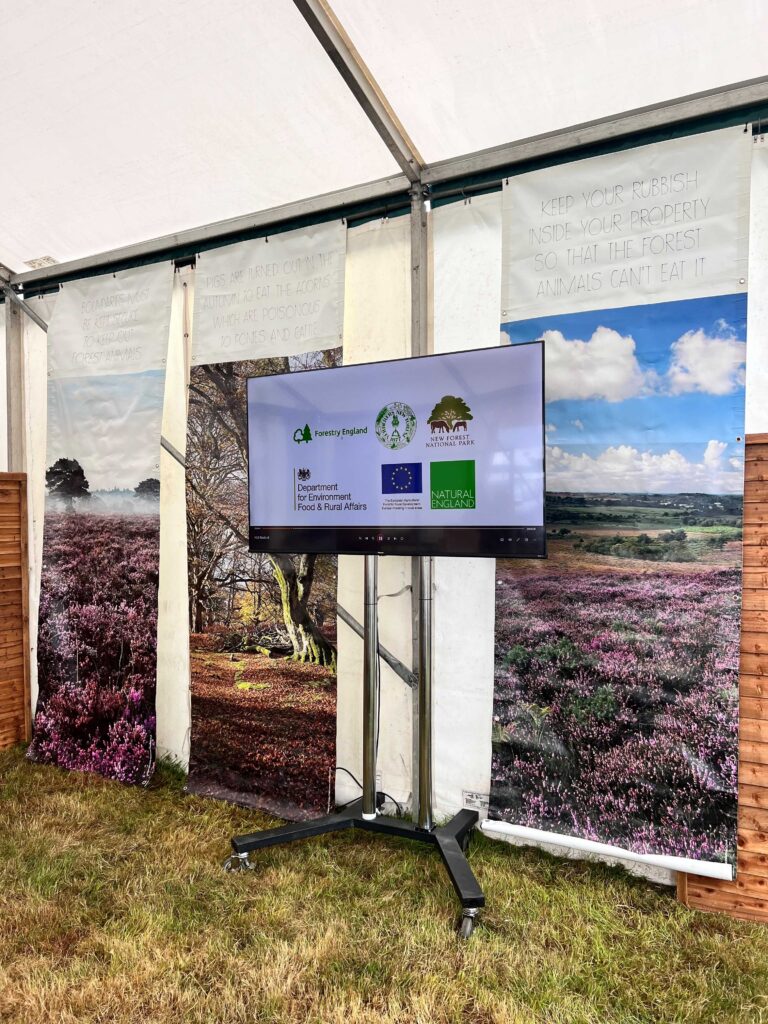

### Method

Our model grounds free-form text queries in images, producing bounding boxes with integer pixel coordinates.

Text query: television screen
[247,342,545,557]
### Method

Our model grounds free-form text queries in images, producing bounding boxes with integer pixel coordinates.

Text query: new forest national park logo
[375,402,416,451]
[428,395,473,435]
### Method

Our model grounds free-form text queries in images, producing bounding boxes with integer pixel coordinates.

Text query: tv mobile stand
[224,555,485,938]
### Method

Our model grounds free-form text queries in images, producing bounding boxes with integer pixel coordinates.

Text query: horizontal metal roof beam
[422,75,768,185]
[10,172,410,288]
[11,75,768,291]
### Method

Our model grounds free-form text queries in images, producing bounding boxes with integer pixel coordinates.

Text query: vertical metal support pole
[417,554,434,831]
[409,185,428,358]
[362,553,379,819]
[410,182,429,819]
[4,299,25,473]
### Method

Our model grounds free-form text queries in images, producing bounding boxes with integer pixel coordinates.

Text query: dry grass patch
[0,745,767,1023]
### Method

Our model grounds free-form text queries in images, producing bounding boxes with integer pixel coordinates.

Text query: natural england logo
[430,460,476,510]
[375,402,417,451]
[427,395,474,448]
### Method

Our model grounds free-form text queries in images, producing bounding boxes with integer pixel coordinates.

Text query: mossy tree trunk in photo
[271,553,336,670]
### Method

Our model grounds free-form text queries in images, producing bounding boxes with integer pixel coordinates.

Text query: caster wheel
[222,854,250,873]
[459,912,477,939]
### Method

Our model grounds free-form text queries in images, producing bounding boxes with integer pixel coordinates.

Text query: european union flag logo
[381,463,422,494]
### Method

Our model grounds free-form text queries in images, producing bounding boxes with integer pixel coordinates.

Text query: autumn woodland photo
[186,350,341,818]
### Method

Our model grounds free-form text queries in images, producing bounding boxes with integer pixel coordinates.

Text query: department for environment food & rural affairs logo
[293,424,313,444]
[297,468,311,481]
[427,395,473,435]
[430,460,476,510]
[375,402,416,450]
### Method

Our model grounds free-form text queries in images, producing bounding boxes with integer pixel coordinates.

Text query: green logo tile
[430,460,476,510]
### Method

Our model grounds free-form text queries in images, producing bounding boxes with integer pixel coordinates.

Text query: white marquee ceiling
[1,0,766,272]
[334,0,768,163]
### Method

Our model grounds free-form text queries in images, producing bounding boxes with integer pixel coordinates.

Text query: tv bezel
[246,341,546,559]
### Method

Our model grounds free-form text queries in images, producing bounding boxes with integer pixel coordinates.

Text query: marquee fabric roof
[1,0,766,272]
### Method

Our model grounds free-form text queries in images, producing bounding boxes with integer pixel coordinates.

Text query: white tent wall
[21,294,55,715]
[746,140,768,435]
[335,215,415,809]
[430,193,501,820]
[156,268,193,767]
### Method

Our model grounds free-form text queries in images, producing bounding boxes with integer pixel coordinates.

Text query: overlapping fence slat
[0,474,30,750]
[679,434,768,922]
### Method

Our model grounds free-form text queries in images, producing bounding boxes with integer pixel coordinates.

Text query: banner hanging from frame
[492,126,751,878]
[28,264,173,784]
[192,221,345,366]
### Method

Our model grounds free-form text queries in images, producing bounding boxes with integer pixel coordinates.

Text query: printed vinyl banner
[29,265,173,783]
[502,126,750,320]
[493,128,750,875]
[186,351,340,819]
[43,263,173,377]
[192,222,345,366]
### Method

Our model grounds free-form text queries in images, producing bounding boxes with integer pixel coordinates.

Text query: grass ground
[1,746,767,1024]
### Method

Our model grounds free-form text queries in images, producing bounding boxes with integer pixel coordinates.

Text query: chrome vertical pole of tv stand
[417,555,434,831]
[362,554,379,820]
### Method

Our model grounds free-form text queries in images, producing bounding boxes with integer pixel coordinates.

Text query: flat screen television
[247,342,545,557]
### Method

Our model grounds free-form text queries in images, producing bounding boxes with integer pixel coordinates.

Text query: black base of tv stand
[224,798,485,938]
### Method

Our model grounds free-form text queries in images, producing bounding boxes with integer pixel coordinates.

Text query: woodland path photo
[188,639,336,818]
[186,352,341,817]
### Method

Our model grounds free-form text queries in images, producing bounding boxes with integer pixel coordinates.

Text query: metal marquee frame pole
[361,554,378,821]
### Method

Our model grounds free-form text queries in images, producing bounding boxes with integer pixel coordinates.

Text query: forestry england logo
[293,424,313,444]
[375,402,417,451]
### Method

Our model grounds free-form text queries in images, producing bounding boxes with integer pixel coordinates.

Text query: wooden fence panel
[0,474,29,751]
[680,434,768,922]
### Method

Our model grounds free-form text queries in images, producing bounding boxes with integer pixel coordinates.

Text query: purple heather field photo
[29,369,165,784]
[493,295,746,867]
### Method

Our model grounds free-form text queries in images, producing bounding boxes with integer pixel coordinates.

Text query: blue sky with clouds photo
[502,293,747,493]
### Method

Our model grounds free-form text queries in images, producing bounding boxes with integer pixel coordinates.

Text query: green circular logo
[375,402,416,450]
